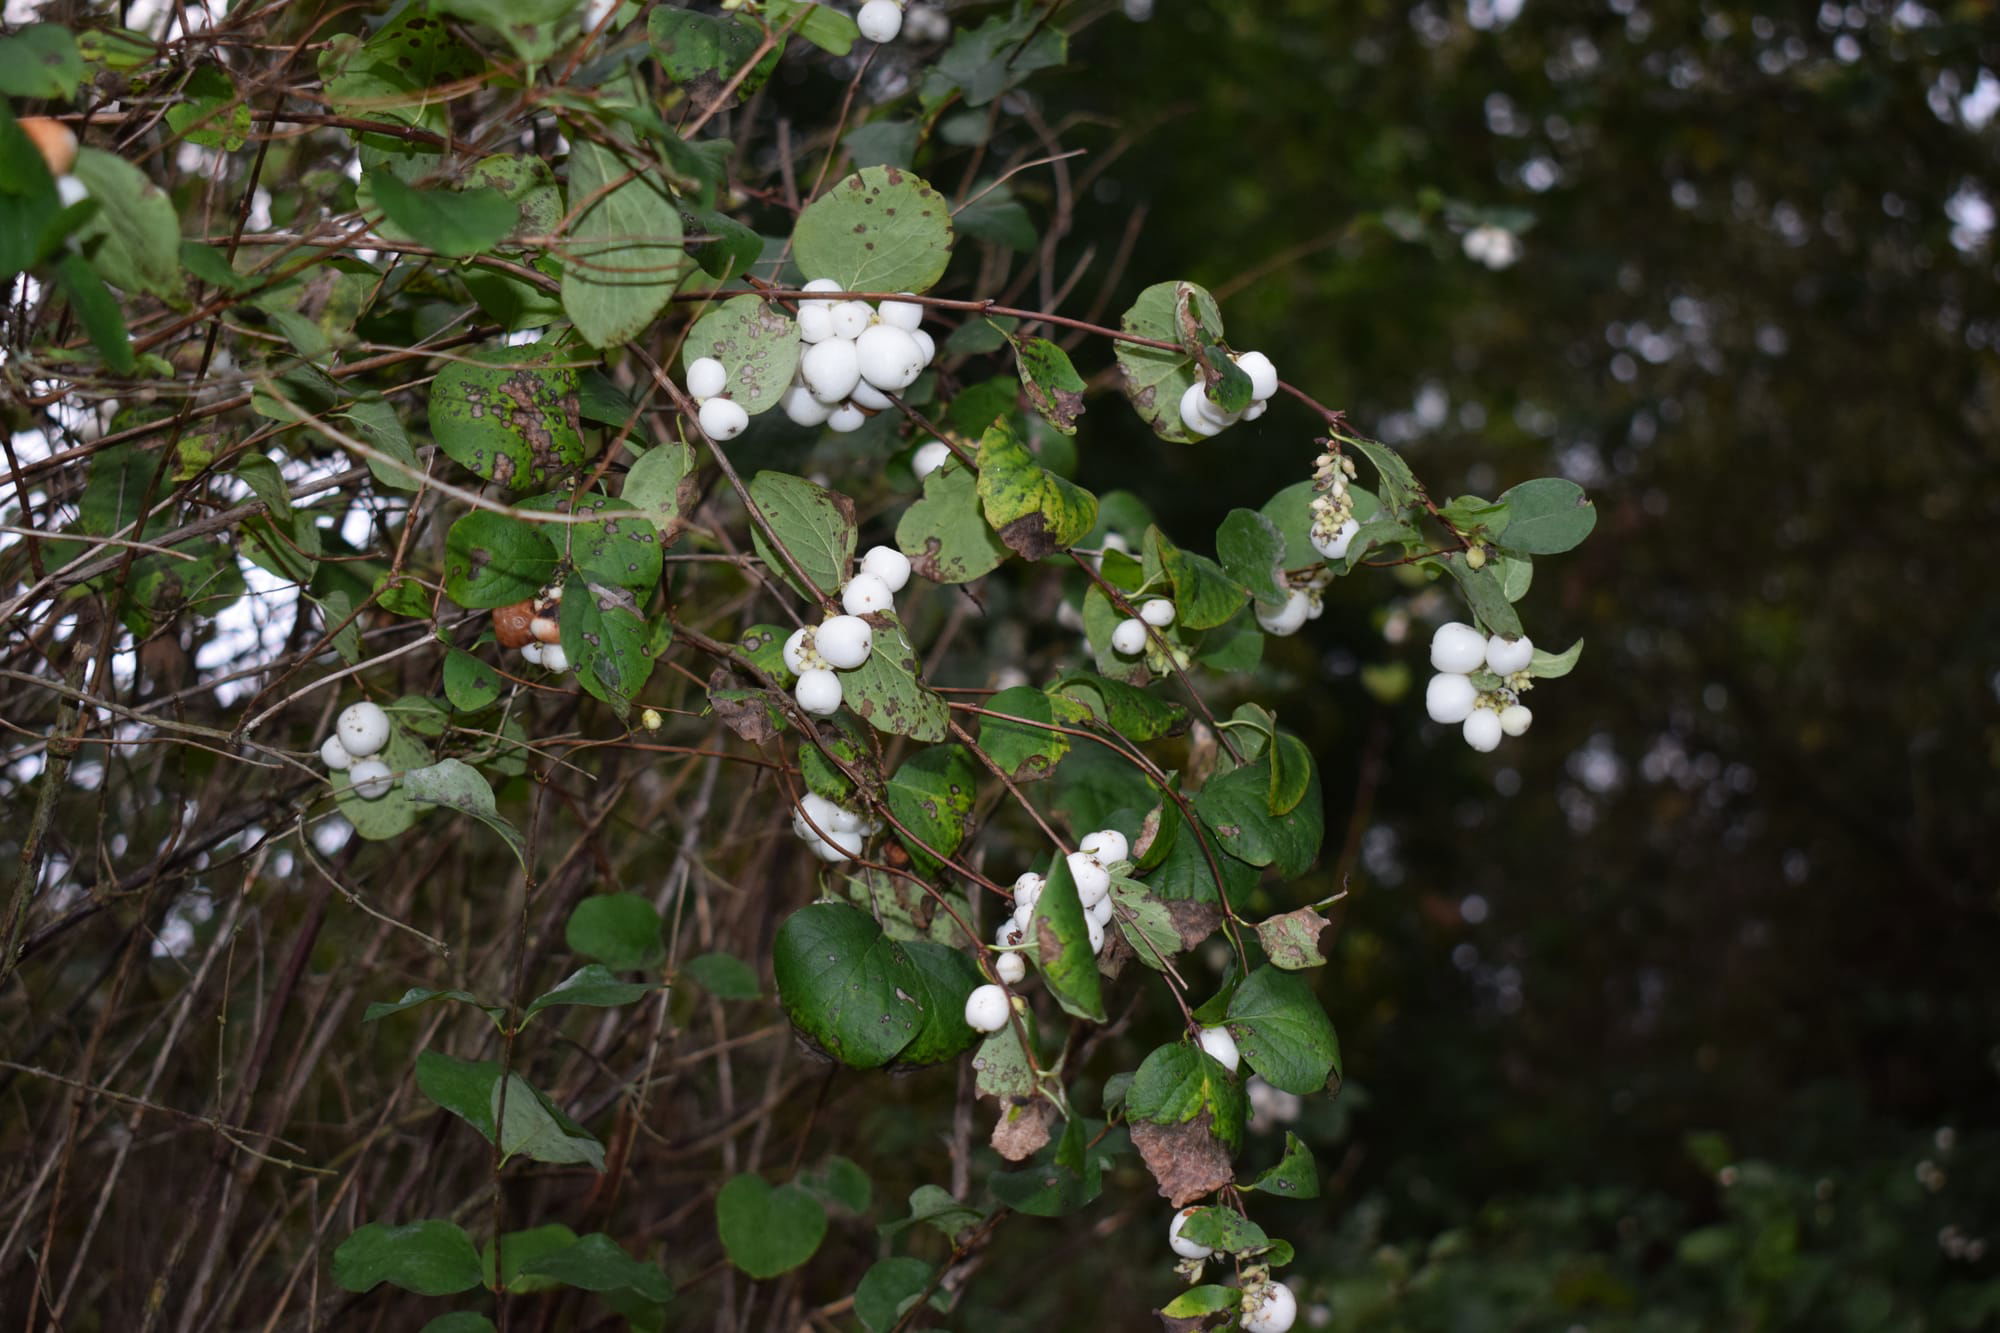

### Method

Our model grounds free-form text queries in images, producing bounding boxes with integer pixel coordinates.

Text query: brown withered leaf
[1131,1111,1234,1207]
[990,1099,1057,1162]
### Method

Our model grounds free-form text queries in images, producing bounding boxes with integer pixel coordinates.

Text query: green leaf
[1267,731,1313,817]
[1145,526,1246,631]
[443,510,556,609]
[362,986,503,1025]
[1351,438,1427,516]
[1254,906,1329,971]
[0,24,83,97]
[647,6,760,87]
[878,1184,984,1241]
[53,253,135,374]
[840,613,949,742]
[975,420,1098,561]
[420,1315,497,1333]
[433,0,575,65]
[683,202,762,282]
[165,66,252,149]
[483,1224,579,1293]
[1115,281,1225,444]
[955,189,1036,251]
[1127,1043,1247,1153]
[895,457,1007,585]
[517,1233,674,1305]
[622,441,699,538]
[566,893,665,971]
[493,1072,606,1169]
[1217,508,1290,607]
[1026,852,1106,1023]
[523,491,662,591]
[971,1025,1037,1101]
[747,469,856,602]
[1242,1132,1320,1198]
[1528,638,1584,679]
[885,744,976,877]
[977,685,1075,782]
[772,902,929,1069]
[1052,673,1186,742]
[793,166,954,293]
[684,294,801,414]
[332,729,431,842]
[855,1257,935,1333]
[681,951,760,1000]
[69,148,182,301]
[416,1051,502,1139]
[768,0,860,54]
[404,759,527,866]
[443,647,503,712]
[715,1174,827,1279]
[892,937,984,1065]
[1194,755,1323,878]
[365,168,516,258]
[1162,1286,1239,1318]
[1178,1206,1271,1255]
[333,1220,483,1296]
[1440,552,1524,638]
[1109,875,1183,971]
[1010,334,1087,435]
[843,120,920,170]
[560,137,685,348]
[524,964,659,1017]
[930,9,1067,106]
[1224,966,1341,1096]
[340,396,423,493]
[987,1114,1103,1216]
[559,579,656,717]
[427,341,586,491]
[1496,477,1597,554]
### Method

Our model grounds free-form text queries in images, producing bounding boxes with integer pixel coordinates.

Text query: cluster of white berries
[782,545,911,716]
[1167,1209,1297,1331]
[517,584,571,674]
[1462,223,1521,271]
[962,829,1132,1034]
[1424,622,1535,752]
[1307,447,1361,562]
[1254,567,1331,638]
[1177,351,1278,438]
[683,355,750,442]
[789,790,880,862]
[780,283,938,433]
[318,700,394,799]
[1110,597,1175,657]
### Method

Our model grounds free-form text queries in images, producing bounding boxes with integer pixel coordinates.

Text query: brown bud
[492,601,535,649]
[20,118,77,176]
[530,615,562,644]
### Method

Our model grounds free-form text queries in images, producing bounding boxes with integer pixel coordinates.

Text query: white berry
[1485,633,1534,675]
[1011,872,1044,922]
[1312,517,1361,560]
[848,377,894,411]
[1168,1207,1213,1260]
[1087,894,1113,927]
[1066,851,1110,907]
[796,792,845,838]
[698,396,749,442]
[1084,911,1106,954]
[829,300,872,340]
[346,757,393,800]
[795,668,843,715]
[783,626,817,674]
[1178,381,1226,437]
[1079,828,1128,865]
[801,337,862,403]
[686,356,727,401]
[860,544,911,592]
[1233,350,1279,401]
[521,641,545,665]
[781,384,834,426]
[877,294,923,330]
[912,440,952,480]
[964,983,1009,1032]
[1255,590,1311,636]
[336,701,390,758]
[1498,704,1533,737]
[1197,1025,1240,1073]
[796,302,834,343]
[826,400,867,433]
[910,326,936,364]
[320,735,353,770]
[1243,1281,1298,1333]
[540,643,570,672]
[799,277,843,309]
[815,614,874,669]
[1462,707,1503,753]
[857,0,903,42]
[1430,622,1487,674]
[1111,616,1148,656]
[995,949,1026,984]
[841,572,894,616]
[856,323,925,392]
[1425,672,1477,725]
[809,824,865,861]
[1139,598,1176,627]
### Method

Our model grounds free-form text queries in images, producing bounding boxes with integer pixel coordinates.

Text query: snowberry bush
[0,1,1595,1327]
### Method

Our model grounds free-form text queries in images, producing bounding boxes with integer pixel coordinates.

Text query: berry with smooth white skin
[336,701,390,758]
[1140,598,1176,627]
[1087,895,1113,927]
[1256,589,1311,636]
[1425,672,1477,724]
[1084,911,1106,954]
[531,614,561,644]
[698,396,749,441]
[1198,1024,1240,1073]
[860,544,912,592]
[815,615,873,669]
[801,337,861,403]
[1430,622,1488,674]
[1485,633,1534,675]
[1168,1207,1214,1260]
[848,377,894,411]
[521,641,545,665]
[912,440,952,480]
[56,175,89,208]
[1111,617,1148,656]
[1178,381,1227,437]
[965,983,1010,1032]
[799,277,843,310]
[1463,707,1503,752]
[320,735,353,769]
[1011,872,1044,923]
[347,758,393,800]
[995,949,1026,984]
[841,572,894,615]
[795,668,843,716]
[829,300,872,340]
[1080,828,1128,865]
[1498,704,1533,737]
[878,294,923,330]
[995,918,1025,949]
[1243,1281,1298,1333]
[540,643,570,672]
[857,0,903,42]
[796,302,834,343]
[1234,349,1279,400]
[1067,851,1111,907]
[783,626,820,674]
[856,323,925,391]
[910,326,936,364]
[810,825,866,861]
[20,117,77,175]
[686,356,728,401]
[826,401,867,433]
[1311,516,1361,560]
[781,383,834,426]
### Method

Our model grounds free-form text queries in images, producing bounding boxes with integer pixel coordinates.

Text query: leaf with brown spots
[683,295,801,413]
[839,612,948,743]
[428,340,585,492]
[1114,280,1227,444]
[1255,906,1329,971]
[894,459,1007,585]
[1008,333,1088,435]
[1130,1115,1235,1208]
[974,420,1098,561]
[792,166,954,293]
